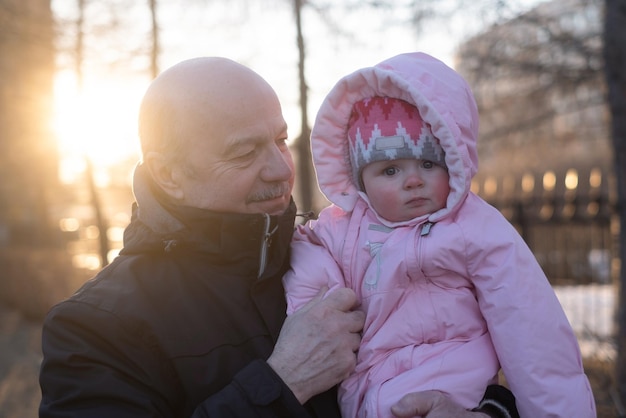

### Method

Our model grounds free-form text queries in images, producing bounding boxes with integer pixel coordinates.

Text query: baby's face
[361,158,450,222]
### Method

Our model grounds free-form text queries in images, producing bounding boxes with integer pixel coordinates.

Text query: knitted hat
[347,97,446,190]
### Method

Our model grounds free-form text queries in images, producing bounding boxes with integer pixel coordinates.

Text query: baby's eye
[421,160,435,169]
[383,166,399,176]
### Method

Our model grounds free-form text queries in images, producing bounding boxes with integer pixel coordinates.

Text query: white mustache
[247,183,290,203]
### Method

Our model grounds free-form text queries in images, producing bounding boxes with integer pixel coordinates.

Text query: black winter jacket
[39,166,340,418]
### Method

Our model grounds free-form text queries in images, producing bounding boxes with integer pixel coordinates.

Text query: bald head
[137,57,293,214]
[138,57,281,165]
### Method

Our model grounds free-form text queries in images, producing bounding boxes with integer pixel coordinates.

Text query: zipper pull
[421,222,433,236]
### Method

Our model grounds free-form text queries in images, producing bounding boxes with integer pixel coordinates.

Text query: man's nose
[262,146,294,182]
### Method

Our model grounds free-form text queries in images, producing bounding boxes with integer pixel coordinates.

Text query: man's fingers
[320,288,365,334]
[311,285,330,302]
[347,310,366,333]
[292,286,363,348]
[322,287,359,311]
[296,286,330,313]
[349,330,362,352]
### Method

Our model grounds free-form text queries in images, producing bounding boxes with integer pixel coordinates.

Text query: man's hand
[391,391,491,418]
[267,287,365,404]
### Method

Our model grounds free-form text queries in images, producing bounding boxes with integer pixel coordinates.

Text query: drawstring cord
[296,211,317,224]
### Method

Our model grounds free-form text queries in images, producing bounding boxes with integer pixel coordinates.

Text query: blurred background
[0,0,623,416]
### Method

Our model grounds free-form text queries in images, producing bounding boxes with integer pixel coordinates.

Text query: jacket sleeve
[195,360,315,418]
[463,203,596,417]
[39,301,315,418]
[283,212,348,315]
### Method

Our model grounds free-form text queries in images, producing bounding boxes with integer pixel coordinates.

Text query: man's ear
[144,151,185,201]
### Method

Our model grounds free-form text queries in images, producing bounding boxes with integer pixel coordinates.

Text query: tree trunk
[0,0,57,247]
[76,0,85,88]
[74,0,109,266]
[148,0,159,78]
[293,0,315,213]
[85,159,109,267]
[604,0,626,404]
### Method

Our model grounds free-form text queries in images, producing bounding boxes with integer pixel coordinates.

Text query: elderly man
[39,57,515,417]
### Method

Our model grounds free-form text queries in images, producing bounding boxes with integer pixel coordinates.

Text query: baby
[283,52,595,418]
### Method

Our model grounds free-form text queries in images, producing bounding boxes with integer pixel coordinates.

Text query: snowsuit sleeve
[283,206,349,315]
[461,199,596,418]
[39,301,316,418]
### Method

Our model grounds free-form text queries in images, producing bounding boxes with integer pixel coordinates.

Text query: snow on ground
[554,284,616,359]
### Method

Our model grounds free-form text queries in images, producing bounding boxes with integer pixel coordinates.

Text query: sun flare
[53,71,145,184]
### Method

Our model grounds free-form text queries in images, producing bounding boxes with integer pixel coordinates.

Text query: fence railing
[473,166,616,285]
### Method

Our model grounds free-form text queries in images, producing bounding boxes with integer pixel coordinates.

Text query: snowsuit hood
[311,52,479,223]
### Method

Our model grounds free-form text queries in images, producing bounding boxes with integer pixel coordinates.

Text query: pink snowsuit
[283,52,596,418]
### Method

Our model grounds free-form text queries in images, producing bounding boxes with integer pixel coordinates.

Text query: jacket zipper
[258,214,278,279]
[417,221,434,274]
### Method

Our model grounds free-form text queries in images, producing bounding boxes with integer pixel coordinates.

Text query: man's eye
[276,138,289,150]
[233,149,255,161]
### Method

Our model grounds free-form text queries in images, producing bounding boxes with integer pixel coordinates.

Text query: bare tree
[604,0,626,407]
[292,0,315,213]
[69,0,110,267]
[55,0,158,78]
[57,0,164,267]
[0,0,57,247]
[148,0,159,78]
[455,0,606,180]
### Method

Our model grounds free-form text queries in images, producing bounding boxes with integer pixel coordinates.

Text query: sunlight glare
[53,70,143,184]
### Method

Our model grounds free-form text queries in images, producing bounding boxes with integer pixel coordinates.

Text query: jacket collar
[121,163,296,280]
